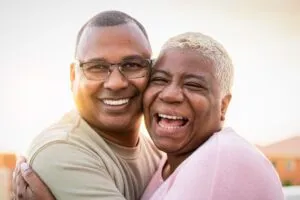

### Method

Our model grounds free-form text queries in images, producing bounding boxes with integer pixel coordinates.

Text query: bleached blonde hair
[160,32,234,96]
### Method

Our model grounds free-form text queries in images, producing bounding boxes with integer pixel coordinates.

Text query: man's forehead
[78,23,148,48]
[76,23,152,61]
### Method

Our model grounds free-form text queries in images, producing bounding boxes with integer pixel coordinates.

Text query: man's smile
[102,98,130,106]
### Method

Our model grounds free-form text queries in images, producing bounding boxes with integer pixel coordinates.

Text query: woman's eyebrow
[151,69,170,76]
[184,74,208,83]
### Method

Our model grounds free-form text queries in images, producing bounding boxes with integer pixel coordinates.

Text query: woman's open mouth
[155,113,189,129]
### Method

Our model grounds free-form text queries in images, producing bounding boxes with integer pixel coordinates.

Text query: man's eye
[122,62,142,70]
[86,64,108,72]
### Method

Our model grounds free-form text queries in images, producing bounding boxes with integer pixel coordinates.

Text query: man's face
[143,48,231,154]
[71,23,151,135]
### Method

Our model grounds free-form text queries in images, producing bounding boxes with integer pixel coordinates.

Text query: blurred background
[0,0,299,199]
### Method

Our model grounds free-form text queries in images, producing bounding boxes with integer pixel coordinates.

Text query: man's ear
[220,94,232,121]
[70,62,76,90]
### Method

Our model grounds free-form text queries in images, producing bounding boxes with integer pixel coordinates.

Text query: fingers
[20,163,55,200]
[11,157,54,200]
[12,156,27,199]
[12,157,26,199]
[13,156,27,182]
[15,169,27,199]
[20,163,46,194]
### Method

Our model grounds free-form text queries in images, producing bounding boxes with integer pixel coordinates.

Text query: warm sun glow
[1,1,299,154]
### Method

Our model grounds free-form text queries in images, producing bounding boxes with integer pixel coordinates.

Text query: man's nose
[103,68,129,90]
[159,84,184,103]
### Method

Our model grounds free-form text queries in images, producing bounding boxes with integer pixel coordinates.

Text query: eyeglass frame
[74,58,153,81]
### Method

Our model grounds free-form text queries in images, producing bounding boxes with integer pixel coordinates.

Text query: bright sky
[0,0,299,154]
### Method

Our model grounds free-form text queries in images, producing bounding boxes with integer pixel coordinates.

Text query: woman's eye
[150,77,168,84]
[184,83,205,90]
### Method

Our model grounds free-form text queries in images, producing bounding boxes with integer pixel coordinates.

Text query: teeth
[158,113,184,120]
[103,99,129,106]
[158,122,181,129]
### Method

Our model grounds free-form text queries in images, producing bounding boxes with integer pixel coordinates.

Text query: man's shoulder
[26,111,82,160]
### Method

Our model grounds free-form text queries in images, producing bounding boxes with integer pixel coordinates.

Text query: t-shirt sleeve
[29,142,127,200]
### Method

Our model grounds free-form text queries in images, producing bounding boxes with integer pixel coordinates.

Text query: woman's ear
[220,94,232,121]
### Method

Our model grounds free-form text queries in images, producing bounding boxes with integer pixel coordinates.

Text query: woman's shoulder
[185,127,272,171]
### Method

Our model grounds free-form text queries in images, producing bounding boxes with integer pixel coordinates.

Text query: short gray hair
[161,32,234,96]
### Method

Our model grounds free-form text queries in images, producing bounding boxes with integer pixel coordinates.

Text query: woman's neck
[162,152,192,180]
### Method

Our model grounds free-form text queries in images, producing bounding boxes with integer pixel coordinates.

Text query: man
[12,10,161,200]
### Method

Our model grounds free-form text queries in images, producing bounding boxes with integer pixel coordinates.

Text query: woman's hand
[11,156,55,200]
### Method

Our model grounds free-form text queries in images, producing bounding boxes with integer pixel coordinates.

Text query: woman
[140,32,283,200]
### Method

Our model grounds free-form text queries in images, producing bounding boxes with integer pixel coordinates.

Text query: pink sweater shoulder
[141,127,284,200]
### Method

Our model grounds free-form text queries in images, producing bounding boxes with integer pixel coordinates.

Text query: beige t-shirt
[27,110,162,200]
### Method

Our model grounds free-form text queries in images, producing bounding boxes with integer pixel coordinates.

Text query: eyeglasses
[75,58,152,81]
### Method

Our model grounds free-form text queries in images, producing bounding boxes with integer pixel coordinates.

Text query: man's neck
[92,125,140,147]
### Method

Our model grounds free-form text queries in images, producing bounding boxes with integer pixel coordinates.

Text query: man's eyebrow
[122,55,146,60]
[83,55,146,63]
[83,58,107,63]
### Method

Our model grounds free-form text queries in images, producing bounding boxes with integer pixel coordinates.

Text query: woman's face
[143,48,231,155]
